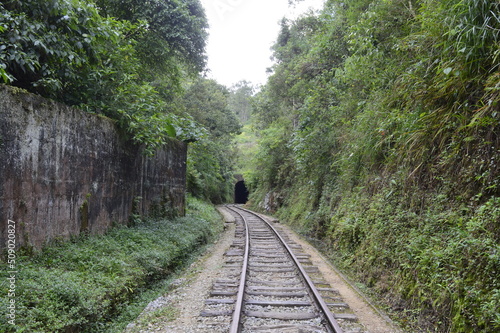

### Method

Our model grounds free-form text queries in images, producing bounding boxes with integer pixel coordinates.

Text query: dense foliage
[229,80,255,124]
[0,197,223,332]
[0,0,240,198]
[0,0,207,153]
[181,78,241,203]
[249,0,500,331]
[94,0,208,74]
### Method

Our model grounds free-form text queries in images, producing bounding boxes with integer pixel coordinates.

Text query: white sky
[200,0,325,88]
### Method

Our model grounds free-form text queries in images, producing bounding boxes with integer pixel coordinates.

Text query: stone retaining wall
[0,85,187,249]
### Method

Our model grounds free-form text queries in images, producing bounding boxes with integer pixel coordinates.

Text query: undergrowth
[0,196,223,332]
[247,0,500,331]
[270,182,500,332]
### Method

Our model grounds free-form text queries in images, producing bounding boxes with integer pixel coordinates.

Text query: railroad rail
[199,205,365,333]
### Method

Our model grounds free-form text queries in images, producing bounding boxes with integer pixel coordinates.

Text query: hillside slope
[248,0,500,331]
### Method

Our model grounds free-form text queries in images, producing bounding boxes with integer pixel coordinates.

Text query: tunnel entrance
[234,180,249,204]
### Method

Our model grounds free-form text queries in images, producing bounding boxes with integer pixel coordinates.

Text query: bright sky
[200,0,325,88]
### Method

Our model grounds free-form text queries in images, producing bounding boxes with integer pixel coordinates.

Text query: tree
[229,80,255,124]
[0,0,208,154]
[181,78,241,203]
[182,78,241,138]
[94,0,208,75]
[0,0,128,99]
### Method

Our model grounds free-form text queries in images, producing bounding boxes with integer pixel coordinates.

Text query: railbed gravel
[124,206,401,333]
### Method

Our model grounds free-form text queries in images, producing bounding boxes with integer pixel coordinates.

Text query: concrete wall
[0,85,187,250]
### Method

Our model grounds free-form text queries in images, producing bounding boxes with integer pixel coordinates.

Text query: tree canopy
[181,78,242,203]
[94,0,208,74]
[0,0,209,153]
[228,80,255,124]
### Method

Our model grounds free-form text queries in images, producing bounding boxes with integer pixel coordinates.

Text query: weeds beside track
[0,197,223,333]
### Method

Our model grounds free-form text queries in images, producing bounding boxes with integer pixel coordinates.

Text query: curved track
[199,205,364,333]
[227,205,345,333]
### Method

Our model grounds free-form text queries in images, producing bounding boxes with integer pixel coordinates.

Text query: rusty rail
[234,205,344,333]
[227,206,249,333]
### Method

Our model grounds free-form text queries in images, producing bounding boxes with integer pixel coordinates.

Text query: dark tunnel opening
[234,180,249,204]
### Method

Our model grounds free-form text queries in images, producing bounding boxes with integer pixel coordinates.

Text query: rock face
[0,85,187,250]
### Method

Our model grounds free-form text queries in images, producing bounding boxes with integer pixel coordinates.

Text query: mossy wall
[0,84,187,250]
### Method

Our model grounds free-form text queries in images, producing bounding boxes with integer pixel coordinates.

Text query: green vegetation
[234,124,259,182]
[324,192,500,331]
[248,0,500,331]
[0,0,206,153]
[131,304,179,330]
[229,80,255,124]
[0,196,223,332]
[229,80,259,190]
[3,0,499,331]
[182,78,242,203]
[0,0,240,196]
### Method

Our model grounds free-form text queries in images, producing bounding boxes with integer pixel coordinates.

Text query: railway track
[199,205,366,333]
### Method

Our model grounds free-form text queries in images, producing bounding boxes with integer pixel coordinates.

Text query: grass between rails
[0,196,224,332]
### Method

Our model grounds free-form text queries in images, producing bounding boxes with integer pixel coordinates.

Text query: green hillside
[247,0,500,331]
